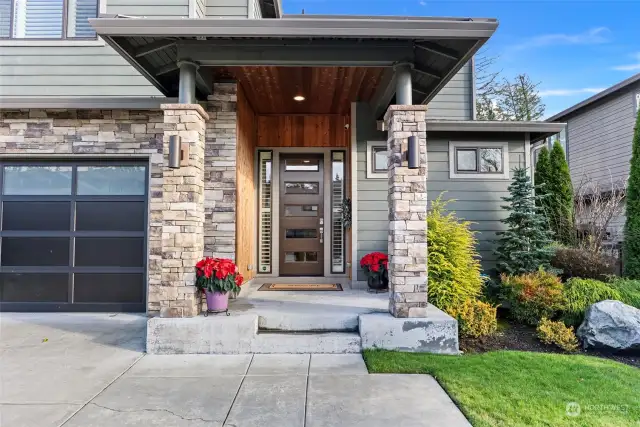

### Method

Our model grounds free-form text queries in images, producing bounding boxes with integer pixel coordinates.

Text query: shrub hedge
[607,278,640,309]
[537,318,579,352]
[561,278,621,326]
[551,246,617,281]
[500,270,565,325]
[448,299,498,338]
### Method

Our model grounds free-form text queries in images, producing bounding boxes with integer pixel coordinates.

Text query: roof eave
[547,72,640,122]
[89,16,498,39]
[425,120,566,142]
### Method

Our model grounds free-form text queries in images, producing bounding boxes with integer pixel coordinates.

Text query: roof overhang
[89,16,498,107]
[425,120,567,143]
[547,72,640,122]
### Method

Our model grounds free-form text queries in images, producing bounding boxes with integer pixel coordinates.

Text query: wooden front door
[279,154,324,276]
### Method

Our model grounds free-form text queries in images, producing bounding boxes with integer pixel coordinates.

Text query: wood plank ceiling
[215,66,386,114]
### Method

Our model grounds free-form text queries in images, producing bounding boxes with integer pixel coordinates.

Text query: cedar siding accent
[256,115,350,147]
[236,85,258,280]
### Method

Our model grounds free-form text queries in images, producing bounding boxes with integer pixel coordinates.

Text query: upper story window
[0,0,98,39]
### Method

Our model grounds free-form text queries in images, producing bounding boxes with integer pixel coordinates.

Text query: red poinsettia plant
[360,252,389,282]
[195,257,244,294]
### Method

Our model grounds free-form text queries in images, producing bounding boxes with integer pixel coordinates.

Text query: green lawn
[364,350,639,427]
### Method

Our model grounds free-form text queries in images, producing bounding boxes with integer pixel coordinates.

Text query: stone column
[385,105,429,318]
[158,104,209,318]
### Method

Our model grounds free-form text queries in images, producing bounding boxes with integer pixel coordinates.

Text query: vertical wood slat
[256,115,350,148]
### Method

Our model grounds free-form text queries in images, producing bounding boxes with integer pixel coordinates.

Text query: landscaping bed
[364,349,640,427]
[461,318,640,368]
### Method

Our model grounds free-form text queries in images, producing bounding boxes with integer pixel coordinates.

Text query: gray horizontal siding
[206,0,248,17]
[355,103,388,281]
[427,136,524,272]
[0,0,192,100]
[425,61,473,120]
[0,44,160,98]
[355,104,525,280]
[108,0,189,17]
[566,84,639,188]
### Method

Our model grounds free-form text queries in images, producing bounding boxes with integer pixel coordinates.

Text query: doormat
[258,283,343,291]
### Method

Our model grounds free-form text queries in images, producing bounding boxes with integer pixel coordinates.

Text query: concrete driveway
[0,313,470,427]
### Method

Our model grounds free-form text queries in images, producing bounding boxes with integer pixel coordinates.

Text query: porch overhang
[425,120,567,143]
[89,16,498,113]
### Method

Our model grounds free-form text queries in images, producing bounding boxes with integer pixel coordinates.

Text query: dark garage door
[0,161,148,312]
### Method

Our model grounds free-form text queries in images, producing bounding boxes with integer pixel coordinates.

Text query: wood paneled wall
[256,115,350,147]
[236,85,257,281]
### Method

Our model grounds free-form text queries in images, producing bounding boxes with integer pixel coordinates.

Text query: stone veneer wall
[204,83,238,261]
[0,108,166,313]
[385,105,429,318]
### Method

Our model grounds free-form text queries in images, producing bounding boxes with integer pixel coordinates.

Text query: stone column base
[359,306,459,354]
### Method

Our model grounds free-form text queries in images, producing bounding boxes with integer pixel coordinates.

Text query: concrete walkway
[0,313,470,427]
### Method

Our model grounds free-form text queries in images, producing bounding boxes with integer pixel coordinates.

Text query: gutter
[90,16,498,39]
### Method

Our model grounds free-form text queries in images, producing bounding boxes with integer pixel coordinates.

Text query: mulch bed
[460,319,640,368]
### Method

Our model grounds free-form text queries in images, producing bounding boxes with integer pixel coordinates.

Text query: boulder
[577,300,640,351]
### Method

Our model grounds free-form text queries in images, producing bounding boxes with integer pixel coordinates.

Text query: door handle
[319,227,324,243]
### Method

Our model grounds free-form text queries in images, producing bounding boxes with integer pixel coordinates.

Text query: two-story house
[547,73,640,242]
[0,0,564,345]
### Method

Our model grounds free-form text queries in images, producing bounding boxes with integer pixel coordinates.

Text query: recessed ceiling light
[293,95,306,102]
[303,160,310,163]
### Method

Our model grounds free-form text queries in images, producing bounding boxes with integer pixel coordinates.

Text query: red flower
[235,274,244,287]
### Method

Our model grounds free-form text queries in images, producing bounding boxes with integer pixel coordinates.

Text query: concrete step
[257,312,359,332]
[252,331,362,354]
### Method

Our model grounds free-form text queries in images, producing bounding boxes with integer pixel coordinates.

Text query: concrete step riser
[252,333,362,354]
[258,314,359,332]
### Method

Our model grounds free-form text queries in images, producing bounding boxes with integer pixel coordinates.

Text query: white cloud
[510,27,610,51]
[612,52,640,71]
[419,0,426,5]
[539,88,606,97]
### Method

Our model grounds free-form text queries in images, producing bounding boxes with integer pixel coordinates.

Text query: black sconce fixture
[169,135,181,169]
[407,135,419,169]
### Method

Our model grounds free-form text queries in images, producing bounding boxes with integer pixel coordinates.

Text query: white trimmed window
[449,141,510,179]
[0,0,98,39]
[366,141,387,179]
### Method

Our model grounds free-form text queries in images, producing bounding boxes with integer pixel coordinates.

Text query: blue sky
[283,0,640,118]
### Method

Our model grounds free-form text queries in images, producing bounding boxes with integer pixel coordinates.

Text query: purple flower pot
[205,290,229,311]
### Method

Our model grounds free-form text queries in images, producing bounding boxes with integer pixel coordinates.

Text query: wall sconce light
[407,136,419,169]
[169,135,181,169]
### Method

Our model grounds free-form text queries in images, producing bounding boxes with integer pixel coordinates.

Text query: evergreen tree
[495,167,555,275]
[548,141,575,245]
[534,146,551,210]
[624,110,640,278]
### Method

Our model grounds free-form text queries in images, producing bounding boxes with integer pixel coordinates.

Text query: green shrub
[427,194,483,312]
[448,299,498,338]
[536,318,579,352]
[562,278,621,326]
[500,270,565,325]
[607,278,640,309]
[551,246,617,281]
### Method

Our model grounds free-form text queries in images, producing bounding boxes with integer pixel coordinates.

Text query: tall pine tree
[495,167,554,275]
[624,110,640,278]
[534,146,551,210]
[548,141,574,245]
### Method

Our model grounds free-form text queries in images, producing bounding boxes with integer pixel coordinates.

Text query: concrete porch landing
[147,282,459,355]
[233,282,388,331]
